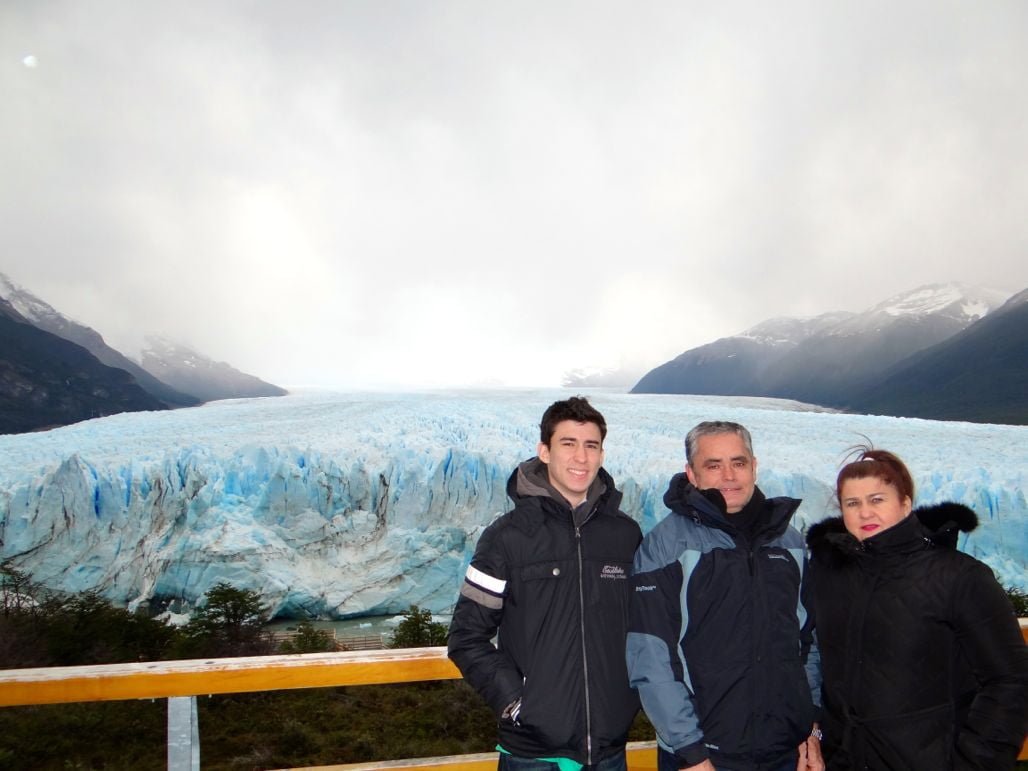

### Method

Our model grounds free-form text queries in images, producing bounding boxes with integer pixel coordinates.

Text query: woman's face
[839,475,912,541]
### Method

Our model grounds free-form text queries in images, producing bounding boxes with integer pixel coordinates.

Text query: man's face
[685,432,758,514]
[538,420,604,506]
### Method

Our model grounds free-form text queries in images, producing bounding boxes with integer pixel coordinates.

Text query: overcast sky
[2,2,1026,388]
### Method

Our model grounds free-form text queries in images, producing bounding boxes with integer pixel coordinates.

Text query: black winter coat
[807,503,1028,770]
[447,460,642,765]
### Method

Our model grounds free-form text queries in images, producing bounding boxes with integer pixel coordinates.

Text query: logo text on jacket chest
[600,564,627,580]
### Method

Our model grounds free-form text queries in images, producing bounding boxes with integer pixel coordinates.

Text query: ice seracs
[0,389,1024,619]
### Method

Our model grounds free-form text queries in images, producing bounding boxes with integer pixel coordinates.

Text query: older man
[626,421,823,771]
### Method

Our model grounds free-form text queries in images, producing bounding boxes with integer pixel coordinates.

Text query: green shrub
[279,621,336,653]
[389,605,447,648]
[175,583,275,658]
[1006,586,1028,617]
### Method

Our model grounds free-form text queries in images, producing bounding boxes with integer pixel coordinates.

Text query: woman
[806,448,1027,770]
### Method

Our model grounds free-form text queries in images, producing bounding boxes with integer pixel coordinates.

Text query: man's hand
[796,726,824,771]
[500,697,522,725]
[682,761,715,771]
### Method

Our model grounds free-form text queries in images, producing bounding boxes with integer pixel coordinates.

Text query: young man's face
[538,420,604,506]
[685,432,758,514]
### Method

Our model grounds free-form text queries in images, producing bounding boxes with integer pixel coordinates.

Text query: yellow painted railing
[0,647,655,769]
[1,625,1025,768]
[0,647,461,707]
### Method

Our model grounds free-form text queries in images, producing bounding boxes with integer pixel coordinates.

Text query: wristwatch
[811,727,824,741]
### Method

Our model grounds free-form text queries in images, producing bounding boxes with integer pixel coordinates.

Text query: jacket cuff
[488,676,523,718]
[674,741,709,767]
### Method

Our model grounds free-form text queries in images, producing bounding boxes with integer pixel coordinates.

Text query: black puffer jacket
[448,459,642,765]
[807,503,1028,770]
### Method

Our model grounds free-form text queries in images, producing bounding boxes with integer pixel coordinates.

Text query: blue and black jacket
[626,474,821,769]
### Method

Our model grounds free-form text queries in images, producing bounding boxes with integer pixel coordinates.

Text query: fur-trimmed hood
[807,501,978,556]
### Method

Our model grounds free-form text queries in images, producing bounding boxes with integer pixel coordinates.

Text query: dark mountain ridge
[140,336,288,402]
[0,273,199,408]
[0,301,166,434]
[847,289,1028,424]
[632,283,1023,425]
[0,273,288,433]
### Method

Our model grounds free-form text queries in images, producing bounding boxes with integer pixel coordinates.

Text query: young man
[626,421,823,771]
[448,397,642,771]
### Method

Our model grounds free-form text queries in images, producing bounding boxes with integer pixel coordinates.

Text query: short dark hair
[539,396,607,446]
[685,421,753,465]
[836,446,915,505]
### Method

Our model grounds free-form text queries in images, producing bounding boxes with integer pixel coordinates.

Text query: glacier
[0,389,1025,620]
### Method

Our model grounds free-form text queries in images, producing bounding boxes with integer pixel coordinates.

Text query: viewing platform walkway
[268,629,390,651]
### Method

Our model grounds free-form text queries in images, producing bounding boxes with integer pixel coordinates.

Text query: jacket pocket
[520,560,569,583]
[516,671,579,754]
[508,559,575,679]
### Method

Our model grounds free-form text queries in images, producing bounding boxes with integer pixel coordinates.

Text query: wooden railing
[1,623,1025,769]
[0,647,651,769]
[0,647,459,707]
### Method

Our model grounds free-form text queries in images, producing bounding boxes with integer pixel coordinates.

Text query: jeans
[657,746,798,771]
[498,749,628,771]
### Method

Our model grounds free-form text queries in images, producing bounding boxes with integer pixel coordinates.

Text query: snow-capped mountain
[561,366,643,389]
[0,389,1024,619]
[738,311,857,346]
[140,335,287,402]
[0,272,199,408]
[850,288,1028,424]
[830,282,1009,334]
[0,272,66,329]
[0,296,24,323]
[869,282,1006,320]
[633,282,1016,422]
[0,299,166,434]
[0,271,285,413]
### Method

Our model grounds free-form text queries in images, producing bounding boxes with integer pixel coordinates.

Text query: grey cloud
[1,2,1025,387]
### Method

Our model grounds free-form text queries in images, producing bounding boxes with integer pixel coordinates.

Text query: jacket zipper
[575,523,593,765]
[747,540,757,764]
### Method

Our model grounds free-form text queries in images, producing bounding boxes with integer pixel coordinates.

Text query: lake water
[266,613,453,640]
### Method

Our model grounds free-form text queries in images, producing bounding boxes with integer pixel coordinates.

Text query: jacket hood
[915,501,979,545]
[807,501,978,555]
[663,472,722,518]
[662,471,798,536]
[506,457,620,519]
